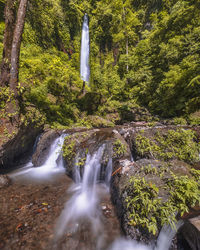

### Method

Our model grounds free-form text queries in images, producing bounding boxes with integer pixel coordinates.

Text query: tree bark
[0,0,16,87]
[10,0,28,98]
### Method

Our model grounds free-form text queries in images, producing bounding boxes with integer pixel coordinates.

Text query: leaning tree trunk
[0,0,16,87]
[10,0,28,98]
[0,0,28,124]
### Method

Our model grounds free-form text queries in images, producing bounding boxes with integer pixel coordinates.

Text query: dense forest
[0,0,200,127]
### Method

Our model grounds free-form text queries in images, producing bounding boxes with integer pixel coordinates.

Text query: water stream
[8,134,182,249]
[53,141,182,250]
[54,145,114,249]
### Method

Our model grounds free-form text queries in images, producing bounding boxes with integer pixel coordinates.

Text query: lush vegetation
[1,0,200,127]
[126,169,200,235]
[135,128,200,163]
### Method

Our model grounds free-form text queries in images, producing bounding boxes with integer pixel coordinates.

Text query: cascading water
[8,133,183,249]
[54,141,183,250]
[80,13,90,83]
[55,145,112,242]
[9,134,66,182]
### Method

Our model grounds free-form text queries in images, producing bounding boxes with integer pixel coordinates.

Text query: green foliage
[167,173,200,216]
[187,111,200,125]
[126,177,176,235]
[126,169,200,235]
[19,45,81,126]
[136,129,200,163]
[62,137,76,161]
[173,117,187,125]
[75,115,114,128]
[113,139,127,158]
[1,0,200,125]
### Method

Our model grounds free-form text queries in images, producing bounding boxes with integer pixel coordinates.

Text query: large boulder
[62,128,131,180]
[119,126,200,165]
[111,153,200,246]
[0,123,42,170]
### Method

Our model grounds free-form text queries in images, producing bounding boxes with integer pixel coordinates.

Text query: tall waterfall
[80,13,90,83]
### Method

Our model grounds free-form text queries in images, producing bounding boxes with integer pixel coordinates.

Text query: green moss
[113,139,127,158]
[62,137,76,161]
[126,177,175,235]
[75,115,114,128]
[136,129,200,163]
[173,117,187,125]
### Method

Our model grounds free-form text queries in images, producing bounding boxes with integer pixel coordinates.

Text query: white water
[80,13,90,83]
[9,134,66,182]
[55,145,111,241]
[109,219,183,250]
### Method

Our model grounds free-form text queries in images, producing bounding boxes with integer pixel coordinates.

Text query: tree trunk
[0,0,28,125]
[10,0,28,98]
[0,0,16,87]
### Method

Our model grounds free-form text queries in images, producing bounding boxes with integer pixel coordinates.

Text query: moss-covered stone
[62,128,131,179]
[111,157,200,242]
[135,128,200,164]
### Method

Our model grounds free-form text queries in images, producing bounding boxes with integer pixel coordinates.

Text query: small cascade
[55,141,182,250]
[80,13,90,83]
[155,220,184,250]
[55,145,112,242]
[109,220,184,250]
[9,134,66,182]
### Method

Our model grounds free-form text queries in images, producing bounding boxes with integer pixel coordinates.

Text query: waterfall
[9,134,66,182]
[55,145,112,241]
[80,13,90,83]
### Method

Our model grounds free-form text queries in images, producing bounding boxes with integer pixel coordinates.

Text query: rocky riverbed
[0,173,121,250]
[0,123,200,250]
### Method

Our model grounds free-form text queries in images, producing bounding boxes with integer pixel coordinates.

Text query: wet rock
[0,175,11,188]
[178,216,200,250]
[62,128,131,180]
[110,157,199,247]
[32,129,61,167]
[0,123,42,170]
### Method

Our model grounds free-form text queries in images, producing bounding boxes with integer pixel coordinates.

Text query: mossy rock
[134,127,200,164]
[111,157,200,244]
[62,128,131,179]
[75,115,114,128]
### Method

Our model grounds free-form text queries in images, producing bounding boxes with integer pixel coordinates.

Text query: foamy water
[9,134,66,183]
